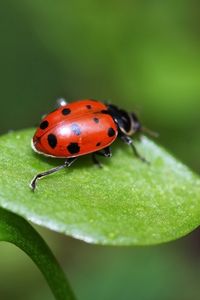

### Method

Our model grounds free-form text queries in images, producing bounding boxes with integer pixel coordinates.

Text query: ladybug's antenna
[140,126,159,138]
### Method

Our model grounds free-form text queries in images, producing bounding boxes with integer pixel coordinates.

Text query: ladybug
[30,99,156,190]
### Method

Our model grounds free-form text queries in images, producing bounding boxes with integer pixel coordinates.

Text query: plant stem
[0,207,76,300]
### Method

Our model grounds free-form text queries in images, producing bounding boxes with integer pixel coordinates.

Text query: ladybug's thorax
[106,104,141,136]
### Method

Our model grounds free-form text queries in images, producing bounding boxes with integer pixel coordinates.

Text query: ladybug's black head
[118,109,142,136]
[130,112,141,133]
[106,104,158,137]
[106,104,141,136]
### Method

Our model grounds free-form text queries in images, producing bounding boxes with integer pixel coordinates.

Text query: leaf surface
[0,129,200,245]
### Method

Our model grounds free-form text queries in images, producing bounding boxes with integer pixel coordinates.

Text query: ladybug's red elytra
[30,99,156,190]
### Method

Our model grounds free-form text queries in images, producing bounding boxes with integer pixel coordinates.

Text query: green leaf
[0,129,200,245]
[0,207,76,300]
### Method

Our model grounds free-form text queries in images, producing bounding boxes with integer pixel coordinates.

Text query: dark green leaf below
[0,129,200,245]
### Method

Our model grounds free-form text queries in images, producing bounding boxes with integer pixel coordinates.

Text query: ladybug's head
[118,110,142,136]
[106,104,141,136]
[107,104,157,137]
[129,111,141,134]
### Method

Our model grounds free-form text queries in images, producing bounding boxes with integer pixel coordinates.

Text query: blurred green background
[0,0,200,299]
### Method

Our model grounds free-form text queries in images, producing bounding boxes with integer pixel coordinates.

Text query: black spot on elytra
[40,120,49,130]
[47,134,57,148]
[86,104,92,109]
[96,142,101,146]
[71,123,81,136]
[93,117,99,123]
[67,142,80,154]
[108,127,115,137]
[62,108,71,115]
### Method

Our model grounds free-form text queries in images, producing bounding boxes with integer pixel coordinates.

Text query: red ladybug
[30,99,156,190]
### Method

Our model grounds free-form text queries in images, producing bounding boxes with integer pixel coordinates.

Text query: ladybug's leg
[56,98,68,107]
[30,158,77,191]
[120,135,149,164]
[91,147,112,168]
[92,153,103,168]
[97,147,112,157]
